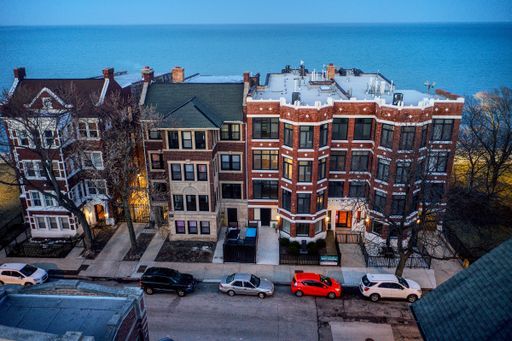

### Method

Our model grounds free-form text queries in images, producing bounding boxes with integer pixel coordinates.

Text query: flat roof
[0,294,132,341]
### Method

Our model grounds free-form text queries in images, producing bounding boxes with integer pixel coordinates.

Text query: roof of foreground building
[411,238,512,341]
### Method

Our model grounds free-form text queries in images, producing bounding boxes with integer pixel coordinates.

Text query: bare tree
[455,124,487,192]
[0,85,97,253]
[466,87,512,197]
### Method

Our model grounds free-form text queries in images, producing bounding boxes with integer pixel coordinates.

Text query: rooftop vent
[282,65,292,73]
[392,93,404,106]
[292,91,301,104]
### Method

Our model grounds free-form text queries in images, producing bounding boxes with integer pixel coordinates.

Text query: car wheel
[227,290,236,297]
[258,292,266,299]
[407,294,418,303]
[177,290,186,297]
[328,292,336,299]
[370,293,380,302]
[295,290,304,297]
[24,282,33,287]
[144,287,154,295]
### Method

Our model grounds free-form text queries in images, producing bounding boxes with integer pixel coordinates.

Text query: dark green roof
[144,83,244,129]
[412,238,512,341]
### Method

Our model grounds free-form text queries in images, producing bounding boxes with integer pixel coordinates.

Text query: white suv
[359,273,422,303]
[0,263,48,286]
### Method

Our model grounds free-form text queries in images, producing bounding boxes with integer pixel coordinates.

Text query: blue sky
[1,0,511,25]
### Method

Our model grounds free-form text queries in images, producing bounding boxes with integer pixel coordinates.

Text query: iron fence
[359,239,432,269]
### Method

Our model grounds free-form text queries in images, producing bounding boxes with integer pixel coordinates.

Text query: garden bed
[123,232,155,261]
[155,240,215,263]
[279,238,331,265]
[8,237,78,258]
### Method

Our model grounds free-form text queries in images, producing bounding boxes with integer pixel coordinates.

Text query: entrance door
[260,208,271,227]
[227,208,238,227]
[94,204,106,224]
[335,211,352,228]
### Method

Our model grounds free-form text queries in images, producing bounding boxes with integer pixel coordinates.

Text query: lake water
[1,23,511,96]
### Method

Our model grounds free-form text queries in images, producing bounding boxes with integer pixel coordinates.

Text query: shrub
[316,238,326,249]
[307,242,318,255]
[290,241,300,249]
[279,237,290,247]
[288,244,300,255]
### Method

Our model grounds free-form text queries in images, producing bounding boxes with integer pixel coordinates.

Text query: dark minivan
[140,267,196,296]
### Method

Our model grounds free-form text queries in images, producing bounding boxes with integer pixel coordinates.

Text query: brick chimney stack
[243,72,250,83]
[327,63,336,80]
[141,66,154,82]
[172,66,185,83]
[103,67,115,80]
[13,67,26,80]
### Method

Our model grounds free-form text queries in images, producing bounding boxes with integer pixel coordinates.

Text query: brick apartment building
[3,67,123,239]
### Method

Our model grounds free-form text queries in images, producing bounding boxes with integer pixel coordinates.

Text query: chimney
[172,66,185,83]
[103,67,114,80]
[13,67,26,80]
[327,63,336,80]
[141,66,154,82]
[243,72,250,83]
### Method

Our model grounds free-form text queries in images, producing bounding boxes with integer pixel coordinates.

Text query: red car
[291,272,342,299]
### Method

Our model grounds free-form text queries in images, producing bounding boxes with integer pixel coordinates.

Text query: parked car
[291,272,342,299]
[140,267,196,296]
[0,263,48,286]
[219,273,274,299]
[359,273,422,303]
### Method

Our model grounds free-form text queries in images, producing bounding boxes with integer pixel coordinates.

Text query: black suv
[140,267,196,296]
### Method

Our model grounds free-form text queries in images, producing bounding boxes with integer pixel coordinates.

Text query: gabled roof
[144,83,244,129]
[412,238,512,341]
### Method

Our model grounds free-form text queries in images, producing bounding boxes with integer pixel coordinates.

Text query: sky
[0,0,511,25]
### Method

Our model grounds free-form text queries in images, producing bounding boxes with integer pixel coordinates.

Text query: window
[23,161,39,178]
[51,161,63,178]
[175,220,186,234]
[184,164,195,180]
[199,195,209,211]
[427,183,445,203]
[197,164,208,181]
[298,161,312,182]
[328,181,343,197]
[44,194,56,207]
[168,131,179,149]
[354,118,372,140]
[432,119,454,141]
[36,217,47,229]
[399,126,416,150]
[316,191,326,211]
[315,220,323,234]
[17,130,29,147]
[181,131,192,149]
[59,217,70,230]
[284,123,293,147]
[44,130,54,147]
[48,217,58,230]
[332,118,348,140]
[297,193,311,214]
[188,221,198,234]
[195,131,206,149]
[420,125,428,147]
[200,221,210,234]
[86,180,107,196]
[171,164,182,180]
[78,121,99,139]
[376,159,390,182]
[173,195,184,211]
[282,219,291,234]
[84,151,104,169]
[296,223,309,237]
[428,152,449,173]
[374,191,387,213]
[349,181,367,198]
[282,190,292,211]
[283,158,293,180]
[252,118,279,139]
[330,151,346,171]
[351,151,370,171]
[372,221,385,235]
[149,129,161,140]
[391,195,406,215]
[299,126,314,148]
[253,150,278,170]
[380,124,394,148]
[31,192,42,207]
[318,158,327,180]
[221,154,241,171]
[253,180,278,199]
[320,124,328,147]
[186,195,197,211]
[150,153,164,170]
[221,123,240,140]
[395,161,411,184]
[152,182,167,195]
[222,183,242,199]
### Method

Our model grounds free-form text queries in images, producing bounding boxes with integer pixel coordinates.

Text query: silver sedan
[219,273,274,299]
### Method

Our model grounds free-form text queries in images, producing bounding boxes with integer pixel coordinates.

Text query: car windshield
[362,275,370,286]
[19,264,37,277]
[320,275,332,286]
[396,276,409,288]
[250,275,260,287]
[226,273,235,283]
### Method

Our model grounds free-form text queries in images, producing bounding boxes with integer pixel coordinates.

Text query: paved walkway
[256,226,279,265]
